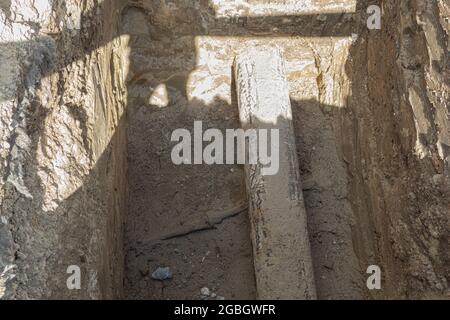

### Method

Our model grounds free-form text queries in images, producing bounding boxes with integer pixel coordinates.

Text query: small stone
[435,282,444,290]
[151,266,173,281]
[211,292,217,298]
[216,295,225,300]
[316,14,327,22]
[200,287,210,296]
[432,174,444,186]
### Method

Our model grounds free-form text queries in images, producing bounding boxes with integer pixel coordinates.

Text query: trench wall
[340,0,449,298]
[0,0,128,299]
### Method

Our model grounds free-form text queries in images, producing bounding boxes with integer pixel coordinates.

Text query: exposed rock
[151,267,173,281]
[200,287,210,296]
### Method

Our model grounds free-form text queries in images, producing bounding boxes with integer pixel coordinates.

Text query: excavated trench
[0,0,448,300]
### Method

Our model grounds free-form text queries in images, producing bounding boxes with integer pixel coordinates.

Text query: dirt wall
[340,0,449,298]
[0,0,128,299]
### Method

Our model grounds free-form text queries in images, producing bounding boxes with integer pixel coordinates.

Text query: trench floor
[122,0,363,299]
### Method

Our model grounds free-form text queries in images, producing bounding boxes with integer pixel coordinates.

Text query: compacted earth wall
[0,0,128,299]
[345,0,449,299]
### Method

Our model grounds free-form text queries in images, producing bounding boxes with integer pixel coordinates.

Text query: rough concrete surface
[235,46,316,299]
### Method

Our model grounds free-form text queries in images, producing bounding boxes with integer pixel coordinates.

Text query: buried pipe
[234,46,316,299]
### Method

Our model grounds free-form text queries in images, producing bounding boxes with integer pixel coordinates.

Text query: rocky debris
[199,287,224,300]
[200,287,210,296]
[151,267,173,281]
[432,174,444,186]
